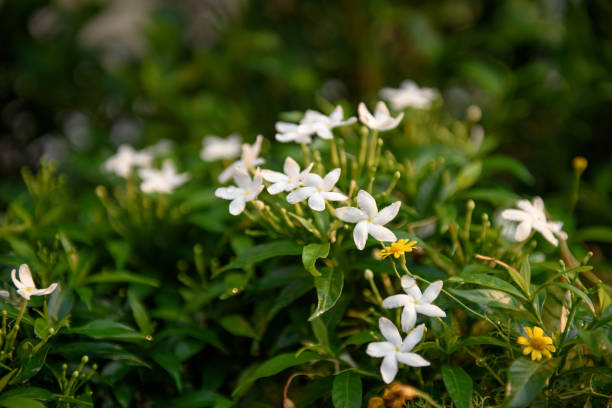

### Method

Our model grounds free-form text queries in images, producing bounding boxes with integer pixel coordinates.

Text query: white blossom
[380,80,439,110]
[103,144,153,178]
[215,169,264,215]
[286,168,347,211]
[334,190,400,250]
[218,135,265,183]
[501,197,568,246]
[366,317,429,384]
[200,134,241,162]
[139,160,189,194]
[11,264,58,300]
[358,101,404,131]
[261,157,314,194]
[382,275,446,332]
[275,122,315,144]
[301,105,357,139]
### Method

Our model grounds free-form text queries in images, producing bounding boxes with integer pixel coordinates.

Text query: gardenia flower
[215,169,264,215]
[286,168,347,211]
[518,326,555,361]
[334,190,400,250]
[301,106,357,139]
[218,135,265,183]
[380,239,417,259]
[261,157,314,194]
[200,134,242,162]
[358,102,404,131]
[139,160,189,194]
[11,264,58,300]
[380,80,439,110]
[501,197,568,246]
[103,144,153,178]
[275,122,315,144]
[382,275,446,332]
[366,317,429,384]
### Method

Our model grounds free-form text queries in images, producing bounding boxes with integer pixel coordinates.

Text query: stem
[3,299,28,357]
[330,138,339,168]
[415,390,444,408]
[464,348,504,385]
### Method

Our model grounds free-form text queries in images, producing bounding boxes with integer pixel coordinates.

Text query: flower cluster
[275,106,357,144]
[501,196,567,246]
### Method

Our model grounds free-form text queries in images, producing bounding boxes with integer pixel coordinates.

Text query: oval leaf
[442,365,473,408]
[332,371,362,408]
[309,267,344,321]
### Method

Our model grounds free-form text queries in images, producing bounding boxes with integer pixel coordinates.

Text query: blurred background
[1,0,611,236]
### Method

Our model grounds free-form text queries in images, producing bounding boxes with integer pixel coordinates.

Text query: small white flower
[335,190,400,250]
[380,80,439,110]
[275,122,315,144]
[218,135,265,183]
[215,169,264,215]
[200,134,242,162]
[286,168,347,211]
[261,157,314,194]
[103,144,153,178]
[501,197,568,246]
[366,317,430,384]
[301,106,357,139]
[358,101,404,131]
[382,276,446,332]
[139,160,189,194]
[11,264,58,300]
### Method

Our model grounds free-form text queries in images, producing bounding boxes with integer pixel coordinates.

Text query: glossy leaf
[309,267,344,321]
[302,242,330,277]
[218,241,302,273]
[449,288,521,311]
[504,359,556,407]
[151,349,183,392]
[332,371,362,408]
[442,365,473,408]
[219,314,259,339]
[66,320,146,342]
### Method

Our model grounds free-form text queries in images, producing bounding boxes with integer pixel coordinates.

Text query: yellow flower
[517,326,555,361]
[380,239,417,259]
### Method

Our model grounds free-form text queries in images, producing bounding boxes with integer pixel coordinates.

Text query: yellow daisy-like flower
[380,239,417,259]
[517,326,556,361]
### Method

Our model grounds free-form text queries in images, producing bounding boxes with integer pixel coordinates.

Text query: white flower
[11,264,58,300]
[501,197,568,246]
[286,168,347,211]
[275,122,315,144]
[103,144,153,178]
[366,318,430,384]
[261,157,314,194]
[380,80,439,110]
[218,135,265,183]
[301,106,357,139]
[215,169,264,215]
[358,101,404,131]
[200,134,242,162]
[139,160,189,194]
[382,275,446,332]
[334,190,400,250]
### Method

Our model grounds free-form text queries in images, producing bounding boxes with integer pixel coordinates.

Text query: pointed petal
[379,317,402,346]
[357,190,378,217]
[283,157,300,177]
[304,173,323,188]
[514,221,532,242]
[380,354,398,384]
[218,163,237,183]
[415,304,446,318]
[233,171,252,189]
[11,268,24,289]
[368,224,397,242]
[276,132,297,143]
[372,201,401,225]
[229,198,246,215]
[34,282,58,296]
[267,182,287,195]
[358,102,375,128]
[374,101,391,119]
[532,196,545,214]
[308,193,326,211]
[396,352,430,367]
[401,324,425,352]
[330,105,343,122]
[334,207,366,223]
[321,192,347,202]
[378,113,403,131]
[261,169,287,183]
[534,224,559,246]
[501,209,530,221]
[533,327,544,337]
[19,264,35,288]
[421,281,443,303]
[353,221,369,250]
[400,305,417,332]
[316,127,334,139]
[401,275,422,300]
[382,294,412,309]
[517,336,529,345]
[215,186,242,200]
[366,341,395,357]
[322,168,341,191]
[287,187,316,204]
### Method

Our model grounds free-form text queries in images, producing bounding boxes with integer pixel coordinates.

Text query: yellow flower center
[527,336,547,351]
[380,240,417,259]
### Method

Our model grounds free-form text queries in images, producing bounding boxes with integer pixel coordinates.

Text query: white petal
[276,132,297,143]
[372,201,401,225]
[366,341,395,357]
[261,169,287,183]
[11,268,24,289]
[358,102,374,128]
[382,294,412,309]
[353,221,369,250]
[501,209,530,222]
[378,317,402,347]
[304,173,323,188]
[17,288,31,300]
[276,122,298,132]
[357,190,378,217]
[218,164,237,183]
[308,193,326,211]
[283,157,300,177]
[316,127,334,139]
[287,187,316,204]
[34,282,58,296]
[229,198,246,215]
[401,275,422,300]
[514,220,532,242]
[334,207,367,223]
[401,324,425,352]
[396,352,430,367]
[415,304,446,318]
[215,186,242,200]
[267,182,287,195]
[532,196,545,214]
[534,224,559,246]
[322,168,341,191]
[380,354,398,384]
[421,281,443,304]
[368,224,397,242]
[330,106,343,122]
[377,115,403,131]
[517,199,539,218]
[320,191,347,202]
[233,170,252,189]
[401,305,417,332]
[19,264,35,288]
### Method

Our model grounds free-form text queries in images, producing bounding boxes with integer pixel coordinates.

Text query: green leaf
[219,314,258,339]
[451,265,527,300]
[232,351,321,398]
[460,188,520,206]
[450,336,512,353]
[332,371,362,408]
[86,271,159,287]
[218,241,302,273]
[0,369,17,393]
[443,161,482,198]
[169,390,232,408]
[504,359,556,407]
[449,289,521,311]
[151,349,183,392]
[0,388,53,401]
[575,226,612,243]
[67,320,146,342]
[441,365,473,408]
[302,243,330,277]
[267,277,313,322]
[50,342,149,367]
[107,241,131,269]
[0,397,46,408]
[128,289,154,335]
[309,267,344,321]
[481,156,534,185]
[549,282,595,314]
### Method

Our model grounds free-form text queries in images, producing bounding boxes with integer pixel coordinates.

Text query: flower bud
[364,269,374,280]
[572,156,587,172]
